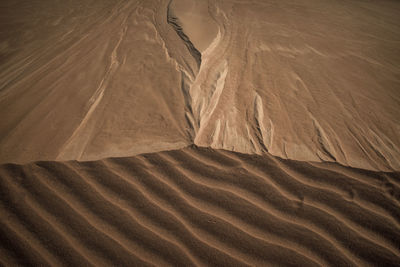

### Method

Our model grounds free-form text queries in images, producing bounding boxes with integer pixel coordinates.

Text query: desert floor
[1,0,399,266]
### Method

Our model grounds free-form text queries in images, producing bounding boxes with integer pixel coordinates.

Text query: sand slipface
[0,0,193,163]
[180,0,400,172]
[0,0,399,171]
[1,0,400,266]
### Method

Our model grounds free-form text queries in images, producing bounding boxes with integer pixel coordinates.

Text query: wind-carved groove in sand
[310,114,337,162]
[166,2,202,69]
[195,60,228,144]
[166,4,271,156]
[57,21,128,160]
[254,92,273,153]
[166,2,200,140]
[166,0,226,144]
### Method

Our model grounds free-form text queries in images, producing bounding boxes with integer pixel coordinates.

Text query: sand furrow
[250,166,400,256]
[34,162,181,266]
[0,168,97,266]
[16,164,155,266]
[160,149,365,265]
[105,158,256,266]
[131,155,329,265]
[154,148,400,264]
[0,218,53,266]
[1,146,399,266]
[66,161,200,266]
[0,204,62,266]
[215,152,400,261]
[32,168,158,266]
[274,158,400,223]
[153,152,346,265]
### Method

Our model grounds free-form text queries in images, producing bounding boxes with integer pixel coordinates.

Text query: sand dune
[1,0,400,265]
[0,146,399,266]
[1,0,399,171]
[0,0,193,163]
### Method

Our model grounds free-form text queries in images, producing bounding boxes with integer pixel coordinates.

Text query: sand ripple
[0,146,399,266]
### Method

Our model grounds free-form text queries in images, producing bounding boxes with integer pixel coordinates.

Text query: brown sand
[1,0,399,170]
[1,0,400,266]
[0,146,399,266]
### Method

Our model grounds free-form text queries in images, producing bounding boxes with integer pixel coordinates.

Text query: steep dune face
[0,146,399,266]
[0,0,195,163]
[180,0,400,171]
[1,0,399,170]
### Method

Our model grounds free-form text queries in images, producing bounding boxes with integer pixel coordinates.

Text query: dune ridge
[0,146,399,266]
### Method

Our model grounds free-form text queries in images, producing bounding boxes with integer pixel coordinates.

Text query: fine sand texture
[1,0,400,266]
[1,0,399,171]
[0,146,399,266]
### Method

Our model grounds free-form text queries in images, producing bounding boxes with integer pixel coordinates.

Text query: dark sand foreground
[1,146,399,266]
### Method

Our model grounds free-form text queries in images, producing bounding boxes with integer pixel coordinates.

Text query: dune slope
[1,0,399,171]
[0,146,399,266]
[0,0,194,163]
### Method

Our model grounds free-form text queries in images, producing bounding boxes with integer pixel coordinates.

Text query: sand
[0,146,399,266]
[1,0,400,265]
[1,0,399,170]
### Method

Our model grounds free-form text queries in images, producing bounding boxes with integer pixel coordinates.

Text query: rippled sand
[0,0,399,265]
